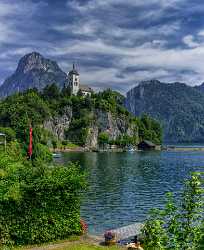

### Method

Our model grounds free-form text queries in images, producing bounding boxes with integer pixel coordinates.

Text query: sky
[1,0,204,93]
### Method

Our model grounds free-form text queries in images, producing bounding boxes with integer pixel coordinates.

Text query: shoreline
[51,146,204,153]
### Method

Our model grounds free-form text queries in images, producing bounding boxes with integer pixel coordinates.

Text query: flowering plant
[80,219,88,233]
[104,231,116,240]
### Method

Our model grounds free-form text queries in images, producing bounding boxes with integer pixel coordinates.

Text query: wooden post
[0,133,6,152]
[4,135,6,152]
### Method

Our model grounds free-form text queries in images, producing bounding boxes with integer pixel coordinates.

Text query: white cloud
[183,35,199,48]
[67,0,184,12]
[0,0,203,94]
[49,34,204,92]
[198,30,204,37]
[0,0,47,46]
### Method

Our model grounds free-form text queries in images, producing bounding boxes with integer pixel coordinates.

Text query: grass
[13,236,123,250]
[66,143,79,149]
[11,239,204,250]
[45,243,121,250]
[15,243,122,250]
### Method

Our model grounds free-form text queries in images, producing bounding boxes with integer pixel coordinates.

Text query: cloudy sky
[1,0,204,93]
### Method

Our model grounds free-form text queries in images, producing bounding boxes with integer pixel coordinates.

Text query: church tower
[68,64,80,95]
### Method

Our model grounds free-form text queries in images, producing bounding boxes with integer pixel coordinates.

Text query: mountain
[195,82,204,92]
[0,52,67,97]
[125,80,204,142]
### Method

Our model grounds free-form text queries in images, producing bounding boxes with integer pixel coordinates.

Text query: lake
[58,151,204,235]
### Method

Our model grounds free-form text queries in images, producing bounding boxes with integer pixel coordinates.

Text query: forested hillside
[0,84,162,151]
[126,80,204,142]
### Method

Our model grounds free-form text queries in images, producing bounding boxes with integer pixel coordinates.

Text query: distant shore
[51,145,204,153]
[163,145,204,151]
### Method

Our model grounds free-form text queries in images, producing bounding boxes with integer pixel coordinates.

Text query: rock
[43,106,72,140]
[0,52,67,97]
[85,126,99,149]
[44,107,138,150]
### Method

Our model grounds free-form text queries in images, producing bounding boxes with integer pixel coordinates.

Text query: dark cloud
[0,0,204,93]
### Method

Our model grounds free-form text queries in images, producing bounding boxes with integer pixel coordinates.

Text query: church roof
[68,64,79,75]
[80,84,93,92]
[69,69,79,76]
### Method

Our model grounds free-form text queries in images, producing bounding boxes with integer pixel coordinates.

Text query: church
[67,64,93,96]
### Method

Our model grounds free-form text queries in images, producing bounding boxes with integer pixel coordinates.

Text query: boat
[52,153,62,158]
[127,146,135,152]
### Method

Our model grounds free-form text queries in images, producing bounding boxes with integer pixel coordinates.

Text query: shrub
[0,148,86,247]
[143,173,204,250]
[0,127,16,142]
[98,132,109,145]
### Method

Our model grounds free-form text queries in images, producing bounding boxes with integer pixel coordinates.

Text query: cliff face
[43,106,72,141]
[44,108,138,149]
[125,80,204,142]
[0,52,67,97]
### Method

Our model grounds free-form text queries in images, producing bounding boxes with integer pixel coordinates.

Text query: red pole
[28,126,33,159]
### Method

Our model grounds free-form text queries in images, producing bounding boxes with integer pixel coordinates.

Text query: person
[127,235,144,250]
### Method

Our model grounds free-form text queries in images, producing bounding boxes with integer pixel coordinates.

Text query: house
[67,64,93,96]
[79,84,93,96]
[138,140,161,150]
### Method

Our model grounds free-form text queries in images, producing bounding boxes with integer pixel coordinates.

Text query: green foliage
[143,173,204,250]
[32,143,52,163]
[43,83,60,100]
[0,85,162,148]
[61,85,71,98]
[138,114,162,144]
[98,132,109,145]
[0,146,86,247]
[113,134,138,147]
[0,127,16,142]
[0,89,50,141]
[94,89,125,114]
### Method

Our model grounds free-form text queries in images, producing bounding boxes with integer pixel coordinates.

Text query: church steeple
[68,63,80,95]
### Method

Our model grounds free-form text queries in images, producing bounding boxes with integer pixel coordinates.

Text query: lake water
[59,151,204,235]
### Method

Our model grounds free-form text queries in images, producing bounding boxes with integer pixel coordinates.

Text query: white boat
[127,147,135,152]
[52,153,62,158]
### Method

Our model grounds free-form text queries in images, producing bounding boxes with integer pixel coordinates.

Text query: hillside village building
[67,64,92,96]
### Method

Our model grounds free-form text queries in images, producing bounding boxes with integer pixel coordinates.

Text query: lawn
[47,243,122,250]
[16,243,122,250]
[14,236,124,250]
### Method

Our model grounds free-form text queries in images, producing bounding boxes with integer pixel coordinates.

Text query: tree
[0,127,16,142]
[42,83,60,100]
[143,173,204,250]
[98,132,109,149]
[61,85,71,98]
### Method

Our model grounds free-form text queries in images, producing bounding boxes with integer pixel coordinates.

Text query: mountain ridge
[0,52,67,97]
[125,80,204,142]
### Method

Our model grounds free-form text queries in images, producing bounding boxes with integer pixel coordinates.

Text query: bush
[32,143,53,162]
[98,132,109,145]
[0,148,86,247]
[143,173,204,250]
[0,127,16,142]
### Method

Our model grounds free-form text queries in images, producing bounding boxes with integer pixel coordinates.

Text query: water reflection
[60,151,204,234]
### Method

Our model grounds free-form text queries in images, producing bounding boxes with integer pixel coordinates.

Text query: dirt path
[22,235,105,250]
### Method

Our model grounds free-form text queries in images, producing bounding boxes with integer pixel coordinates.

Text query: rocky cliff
[44,107,139,149]
[43,106,72,141]
[125,80,204,142]
[0,52,67,97]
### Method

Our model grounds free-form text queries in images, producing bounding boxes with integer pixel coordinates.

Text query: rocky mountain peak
[0,52,67,97]
[16,51,60,74]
